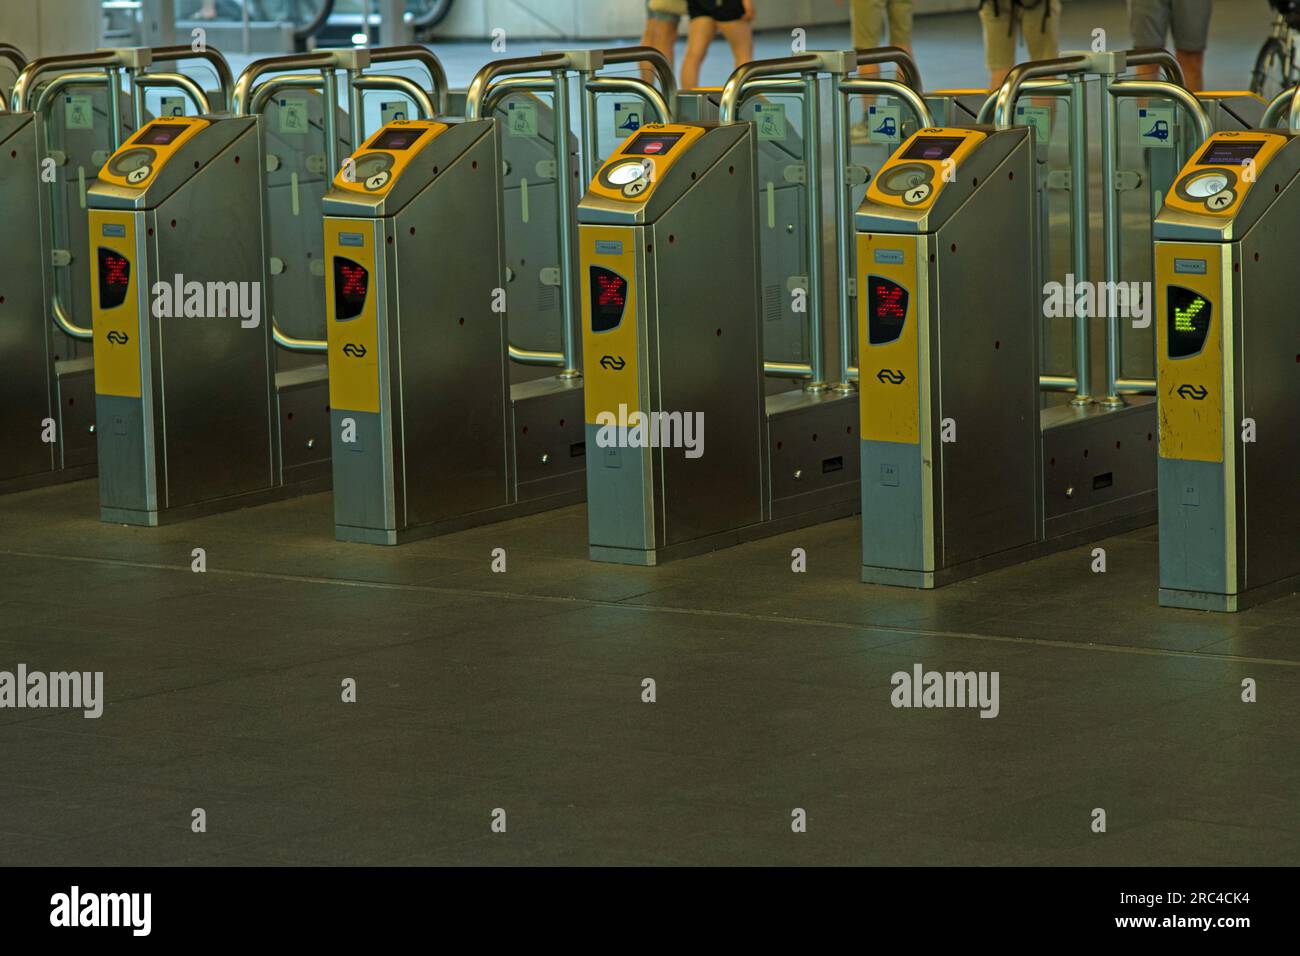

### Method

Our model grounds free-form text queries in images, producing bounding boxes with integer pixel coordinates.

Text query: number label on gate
[159,96,186,118]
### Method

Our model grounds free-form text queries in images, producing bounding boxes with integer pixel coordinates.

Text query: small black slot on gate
[822,455,844,475]
[570,441,586,458]
[1092,472,1113,491]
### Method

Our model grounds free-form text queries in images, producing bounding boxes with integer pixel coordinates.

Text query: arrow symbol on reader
[599,355,626,371]
[342,343,367,358]
[876,368,906,385]
[105,330,129,345]
[1177,383,1208,401]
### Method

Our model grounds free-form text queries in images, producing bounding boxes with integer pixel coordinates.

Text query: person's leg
[852,0,887,79]
[980,1,1017,89]
[717,18,754,70]
[639,18,679,83]
[886,0,915,59]
[704,0,753,71]
[1129,0,1173,81]
[1170,0,1212,90]
[680,14,717,90]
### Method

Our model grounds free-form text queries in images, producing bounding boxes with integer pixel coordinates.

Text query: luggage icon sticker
[507,99,539,138]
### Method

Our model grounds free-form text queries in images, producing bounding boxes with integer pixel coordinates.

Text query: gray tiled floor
[0,474,1296,866]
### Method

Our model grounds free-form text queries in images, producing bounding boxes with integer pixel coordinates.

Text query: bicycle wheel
[249,0,336,38]
[1250,36,1290,100]
[407,0,454,30]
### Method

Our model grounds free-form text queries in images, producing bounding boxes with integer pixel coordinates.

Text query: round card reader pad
[352,153,396,192]
[1176,167,1237,211]
[876,162,934,205]
[109,147,156,185]
[599,158,653,198]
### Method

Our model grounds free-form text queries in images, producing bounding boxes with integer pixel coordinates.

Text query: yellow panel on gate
[89,210,142,399]
[1155,242,1225,463]
[324,219,381,414]
[857,233,921,444]
[580,225,639,426]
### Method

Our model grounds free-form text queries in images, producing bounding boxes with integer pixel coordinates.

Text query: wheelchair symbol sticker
[754,102,787,142]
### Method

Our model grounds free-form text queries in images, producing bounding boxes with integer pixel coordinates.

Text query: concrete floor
[2,0,1297,867]
[0,478,1296,865]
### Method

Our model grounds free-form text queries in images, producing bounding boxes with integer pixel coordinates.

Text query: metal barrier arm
[0,43,26,104]
[1101,77,1213,399]
[465,52,573,120]
[467,53,590,376]
[0,43,26,74]
[599,45,678,105]
[146,44,234,111]
[1260,84,1300,129]
[585,76,671,127]
[231,49,369,116]
[855,46,923,92]
[1109,78,1211,142]
[1121,47,1186,87]
[839,76,933,128]
[366,45,449,116]
[352,75,436,123]
[992,53,1095,129]
[133,71,212,115]
[12,49,151,115]
[718,53,840,124]
[975,78,1071,125]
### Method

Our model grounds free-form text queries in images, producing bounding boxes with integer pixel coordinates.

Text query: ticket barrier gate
[856,127,1042,586]
[315,50,677,544]
[321,118,587,543]
[1154,129,1300,611]
[853,53,1219,588]
[83,48,448,525]
[578,120,781,564]
[1,46,227,495]
[86,114,302,524]
[576,54,937,565]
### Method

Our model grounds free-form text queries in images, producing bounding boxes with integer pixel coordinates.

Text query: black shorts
[688,0,746,22]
